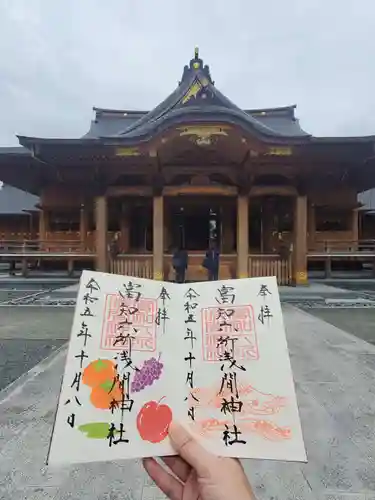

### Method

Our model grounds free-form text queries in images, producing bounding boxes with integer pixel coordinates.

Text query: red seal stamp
[201,305,258,362]
[101,294,157,352]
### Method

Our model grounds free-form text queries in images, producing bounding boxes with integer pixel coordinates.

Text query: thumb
[168,421,217,476]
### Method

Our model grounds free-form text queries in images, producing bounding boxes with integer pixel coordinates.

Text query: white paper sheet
[48,271,306,465]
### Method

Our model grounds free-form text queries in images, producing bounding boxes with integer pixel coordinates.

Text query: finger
[142,458,183,500]
[162,455,191,483]
[168,421,217,477]
[184,469,199,499]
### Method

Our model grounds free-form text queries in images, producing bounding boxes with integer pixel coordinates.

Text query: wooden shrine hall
[1,48,375,284]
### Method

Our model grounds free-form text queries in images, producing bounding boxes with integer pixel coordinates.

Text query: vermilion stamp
[201,305,258,361]
[101,294,157,352]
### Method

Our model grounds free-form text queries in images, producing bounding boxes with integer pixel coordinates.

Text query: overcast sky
[0,0,375,146]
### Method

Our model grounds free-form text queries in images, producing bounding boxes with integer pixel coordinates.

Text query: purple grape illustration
[131,355,163,393]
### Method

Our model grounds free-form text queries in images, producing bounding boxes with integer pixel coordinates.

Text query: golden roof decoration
[115,147,140,157]
[181,80,203,104]
[177,125,229,147]
[266,147,292,156]
[177,125,229,139]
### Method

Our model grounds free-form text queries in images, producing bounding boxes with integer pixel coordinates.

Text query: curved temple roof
[83,104,309,140]
[82,49,310,142]
[14,48,375,151]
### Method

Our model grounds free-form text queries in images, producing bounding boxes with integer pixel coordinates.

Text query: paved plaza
[1,287,375,500]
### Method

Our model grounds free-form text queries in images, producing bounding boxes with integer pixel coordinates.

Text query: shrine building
[1,48,375,284]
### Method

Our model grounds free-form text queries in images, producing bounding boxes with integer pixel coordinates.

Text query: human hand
[142,421,256,500]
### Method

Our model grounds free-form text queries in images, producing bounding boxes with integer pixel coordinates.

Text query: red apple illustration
[137,397,173,443]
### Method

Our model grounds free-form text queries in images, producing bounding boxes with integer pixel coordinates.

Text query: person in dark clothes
[172,247,188,283]
[203,241,220,281]
[109,232,120,259]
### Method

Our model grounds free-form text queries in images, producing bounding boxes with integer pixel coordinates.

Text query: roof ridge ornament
[179,47,214,86]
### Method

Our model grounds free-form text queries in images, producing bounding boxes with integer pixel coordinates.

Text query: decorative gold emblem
[195,137,212,146]
[266,147,292,156]
[181,78,209,104]
[296,271,308,284]
[177,125,229,147]
[177,125,229,138]
[115,147,140,157]
[153,271,163,280]
[181,81,202,104]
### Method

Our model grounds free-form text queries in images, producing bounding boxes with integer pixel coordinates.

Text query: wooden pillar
[293,195,308,285]
[237,195,249,278]
[95,196,108,272]
[153,195,164,280]
[38,209,48,241]
[308,201,315,250]
[80,205,88,250]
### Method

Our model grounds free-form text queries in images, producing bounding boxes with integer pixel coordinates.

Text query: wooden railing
[309,239,375,254]
[0,232,34,241]
[248,255,292,285]
[44,231,97,252]
[109,255,153,279]
[109,254,236,281]
[0,239,95,254]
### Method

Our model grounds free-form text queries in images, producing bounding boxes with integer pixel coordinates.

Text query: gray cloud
[0,0,375,146]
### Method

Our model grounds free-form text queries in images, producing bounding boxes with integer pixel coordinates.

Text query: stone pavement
[1,306,375,500]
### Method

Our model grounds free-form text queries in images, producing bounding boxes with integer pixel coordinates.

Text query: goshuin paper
[48,271,306,465]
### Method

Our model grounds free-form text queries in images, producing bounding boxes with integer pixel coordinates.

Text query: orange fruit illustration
[82,359,116,388]
[90,379,123,410]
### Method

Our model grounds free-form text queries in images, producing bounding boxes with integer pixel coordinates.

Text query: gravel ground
[0,290,31,302]
[0,307,73,391]
[304,307,375,345]
[0,339,66,391]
